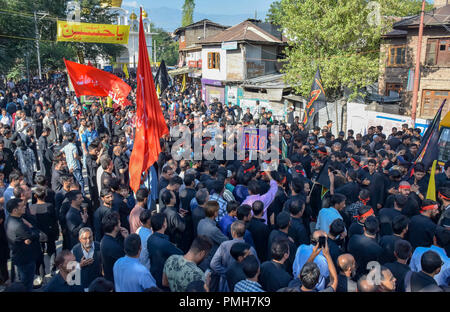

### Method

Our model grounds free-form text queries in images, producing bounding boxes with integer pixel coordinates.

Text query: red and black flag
[154,60,170,96]
[413,99,446,170]
[302,67,327,129]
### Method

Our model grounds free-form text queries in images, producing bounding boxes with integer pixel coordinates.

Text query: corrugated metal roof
[201,20,283,45]
[241,73,291,89]
[393,5,450,29]
[174,19,229,36]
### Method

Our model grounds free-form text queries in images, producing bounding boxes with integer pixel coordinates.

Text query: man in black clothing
[192,188,209,237]
[65,190,90,249]
[348,205,375,238]
[336,254,357,292]
[408,200,439,249]
[379,194,407,236]
[161,189,186,247]
[158,165,174,194]
[267,172,288,228]
[85,143,101,209]
[93,189,116,242]
[259,238,293,292]
[100,212,128,283]
[44,250,84,292]
[5,198,40,292]
[100,156,115,192]
[247,200,270,262]
[347,216,383,279]
[0,139,16,180]
[225,242,250,291]
[327,219,346,267]
[147,213,184,289]
[159,176,182,213]
[178,173,196,252]
[379,215,409,264]
[334,170,360,205]
[406,250,443,292]
[71,227,102,290]
[288,199,309,248]
[37,127,53,180]
[51,158,70,193]
[385,239,412,292]
[267,212,296,275]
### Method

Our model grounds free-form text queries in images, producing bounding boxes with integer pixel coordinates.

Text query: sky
[122,0,276,16]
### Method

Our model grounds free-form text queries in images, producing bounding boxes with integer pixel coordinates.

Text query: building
[174,19,229,69]
[96,0,154,71]
[378,0,450,118]
[199,19,287,109]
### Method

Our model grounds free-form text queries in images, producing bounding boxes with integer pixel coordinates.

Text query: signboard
[240,128,268,151]
[57,21,130,44]
[188,61,197,68]
[222,41,238,50]
[103,66,113,72]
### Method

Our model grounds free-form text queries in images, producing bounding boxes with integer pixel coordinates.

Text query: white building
[95,0,154,70]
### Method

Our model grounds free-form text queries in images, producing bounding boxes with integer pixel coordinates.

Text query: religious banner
[57,21,130,44]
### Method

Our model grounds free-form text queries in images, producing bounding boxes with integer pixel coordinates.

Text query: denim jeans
[16,262,36,292]
[73,168,85,195]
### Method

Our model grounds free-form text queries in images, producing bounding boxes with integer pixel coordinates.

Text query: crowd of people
[0,75,448,293]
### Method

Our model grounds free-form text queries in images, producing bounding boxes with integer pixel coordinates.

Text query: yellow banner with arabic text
[57,21,130,44]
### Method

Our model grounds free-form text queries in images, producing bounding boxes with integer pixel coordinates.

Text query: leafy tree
[152,26,179,66]
[269,0,432,100]
[0,0,125,78]
[181,0,195,27]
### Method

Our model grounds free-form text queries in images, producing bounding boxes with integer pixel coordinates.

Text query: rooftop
[174,19,229,36]
[201,20,285,45]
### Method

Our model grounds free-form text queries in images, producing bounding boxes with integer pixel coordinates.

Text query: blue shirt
[234,279,265,292]
[137,227,153,270]
[410,245,450,287]
[210,193,228,222]
[292,244,329,291]
[113,256,156,292]
[3,185,14,220]
[218,215,236,236]
[316,207,343,234]
[81,129,98,149]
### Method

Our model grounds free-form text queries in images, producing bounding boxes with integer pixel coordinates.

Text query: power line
[0,33,55,43]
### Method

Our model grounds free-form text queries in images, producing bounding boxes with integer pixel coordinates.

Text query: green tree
[270,0,432,100]
[152,26,179,66]
[0,0,125,77]
[181,0,195,27]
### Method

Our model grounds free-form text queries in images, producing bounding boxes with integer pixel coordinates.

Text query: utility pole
[410,0,426,128]
[153,39,157,63]
[34,11,42,81]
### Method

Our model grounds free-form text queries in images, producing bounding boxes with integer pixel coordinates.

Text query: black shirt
[5,215,40,265]
[288,217,310,248]
[385,261,410,292]
[408,271,438,292]
[100,234,125,283]
[407,214,436,249]
[267,230,296,275]
[226,261,246,291]
[44,273,84,292]
[348,221,364,239]
[247,217,271,262]
[336,274,357,292]
[66,206,89,249]
[379,235,402,264]
[259,260,293,292]
[147,232,183,288]
[163,206,186,247]
[378,208,403,236]
[29,203,59,241]
[347,234,383,278]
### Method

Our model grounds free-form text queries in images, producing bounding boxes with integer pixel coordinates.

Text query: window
[387,45,406,66]
[207,52,220,69]
[421,89,450,117]
[385,83,403,96]
[425,38,450,66]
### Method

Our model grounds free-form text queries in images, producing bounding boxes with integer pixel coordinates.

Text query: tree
[269,0,432,100]
[152,25,179,66]
[181,0,195,27]
[0,0,125,77]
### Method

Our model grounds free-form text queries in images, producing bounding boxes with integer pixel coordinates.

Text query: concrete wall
[226,49,245,81]
[201,45,227,81]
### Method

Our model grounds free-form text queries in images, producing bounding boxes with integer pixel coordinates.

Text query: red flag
[64,58,131,107]
[128,8,169,193]
[87,60,92,66]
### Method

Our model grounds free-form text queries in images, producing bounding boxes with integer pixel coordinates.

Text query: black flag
[414,99,446,169]
[154,60,170,95]
[302,67,327,129]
